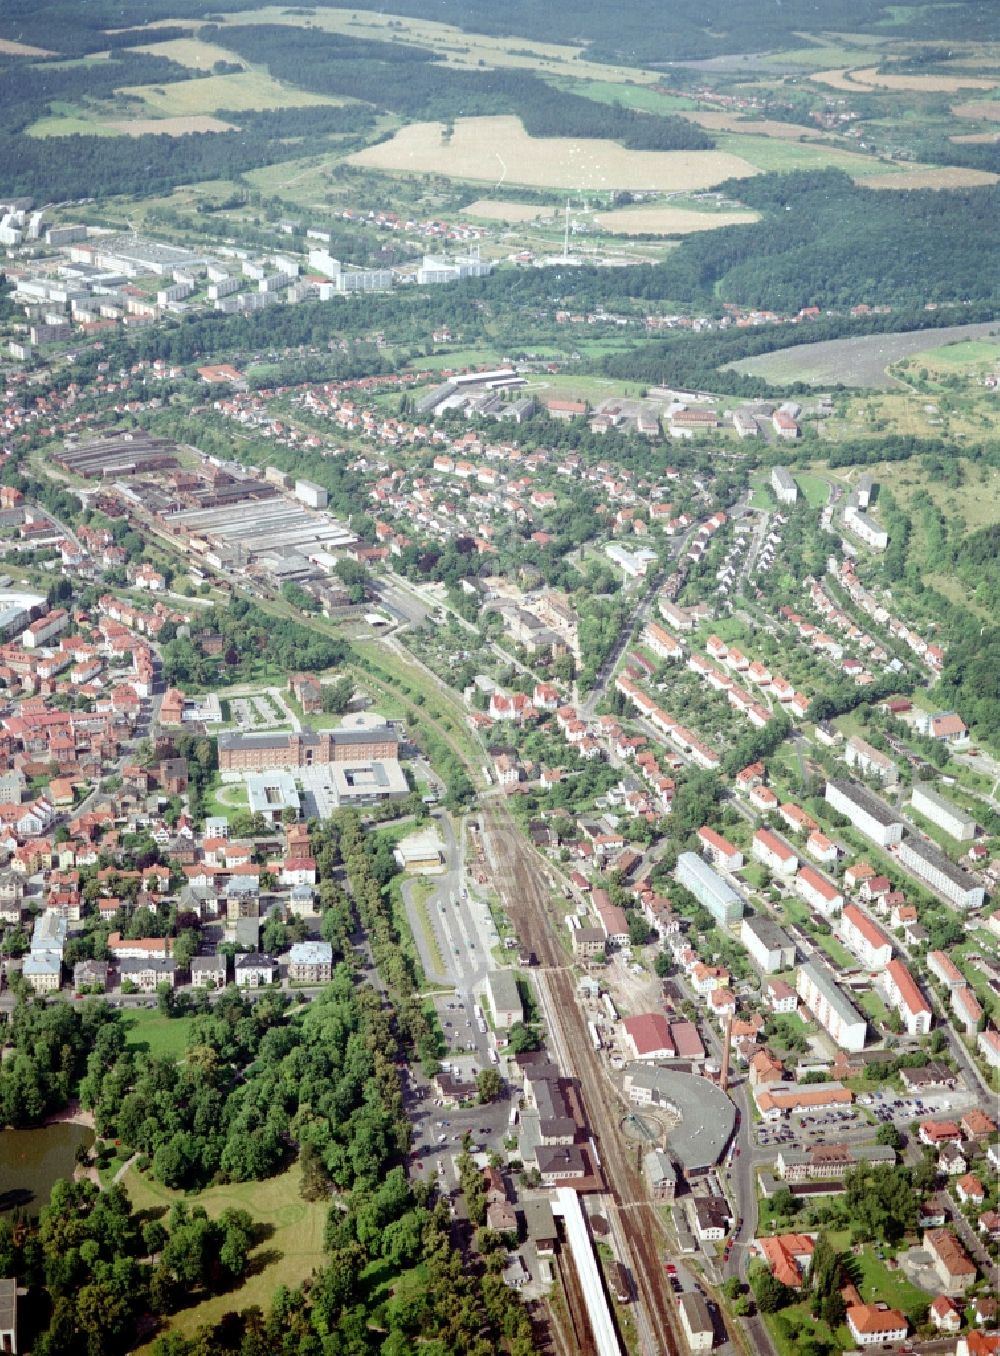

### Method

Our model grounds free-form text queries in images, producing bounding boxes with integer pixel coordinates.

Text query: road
[480,799,683,1356]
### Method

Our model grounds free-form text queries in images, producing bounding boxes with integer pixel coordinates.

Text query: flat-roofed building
[825,779,903,848]
[485,969,523,1030]
[911,784,977,841]
[771,466,798,505]
[676,852,744,925]
[246,770,301,825]
[741,915,796,973]
[796,959,867,1052]
[898,836,985,910]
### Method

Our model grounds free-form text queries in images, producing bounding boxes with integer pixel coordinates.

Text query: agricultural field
[133,36,250,70]
[812,66,998,92]
[205,4,660,85]
[0,37,54,55]
[953,100,1000,121]
[349,116,759,191]
[461,198,557,222]
[724,321,1000,388]
[856,165,998,188]
[713,132,894,177]
[684,111,835,140]
[126,1161,328,1347]
[591,204,759,234]
[550,78,699,112]
[117,70,339,117]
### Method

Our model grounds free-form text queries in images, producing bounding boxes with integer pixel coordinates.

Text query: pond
[0,1122,95,1214]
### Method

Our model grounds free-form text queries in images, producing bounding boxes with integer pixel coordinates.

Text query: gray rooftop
[625,1067,736,1171]
[799,958,866,1030]
[900,833,982,891]
[826,778,902,828]
[743,914,794,951]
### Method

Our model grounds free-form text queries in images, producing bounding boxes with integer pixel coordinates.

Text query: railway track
[482,803,682,1356]
[554,1237,599,1356]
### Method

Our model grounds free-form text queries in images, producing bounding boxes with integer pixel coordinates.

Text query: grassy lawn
[716,132,889,175]
[848,1239,930,1321]
[118,70,338,117]
[858,989,890,1024]
[815,932,857,970]
[126,1161,328,1348]
[795,471,832,508]
[122,1010,196,1060]
[203,774,248,821]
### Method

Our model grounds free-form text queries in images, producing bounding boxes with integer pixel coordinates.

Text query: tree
[476,1068,503,1103]
[507,1021,540,1055]
[876,1122,903,1150]
[628,915,653,946]
[749,1261,794,1313]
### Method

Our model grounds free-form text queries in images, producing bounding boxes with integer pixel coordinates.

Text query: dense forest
[463,172,1000,313]
[0,0,990,63]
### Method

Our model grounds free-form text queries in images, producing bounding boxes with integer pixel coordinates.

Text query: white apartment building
[840,903,893,970]
[882,958,932,1037]
[825,779,903,848]
[910,784,977,841]
[897,837,985,910]
[771,466,798,505]
[845,734,898,786]
[752,828,798,877]
[797,959,868,1053]
[795,865,844,918]
[741,915,796,973]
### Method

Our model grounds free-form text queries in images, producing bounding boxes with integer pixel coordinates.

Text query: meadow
[118,69,339,116]
[126,1161,328,1347]
[349,116,758,191]
[591,205,759,234]
[724,321,1000,388]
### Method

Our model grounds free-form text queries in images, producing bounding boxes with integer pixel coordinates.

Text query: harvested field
[118,70,337,116]
[856,165,998,189]
[951,131,1000,143]
[349,116,758,191]
[723,321,1000,389]
[953,100,1000,121]
[849,65,997,92]
[811,67,867,91]
[684,111,831,140]
[461,199,556,221]
[133,36,249,70]
[108,114,237,135]
[592,205,758,234]
[0,37,54,55]
[813,66,997,93]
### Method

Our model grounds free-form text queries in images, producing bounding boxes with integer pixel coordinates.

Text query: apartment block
[796,958,867,1053]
